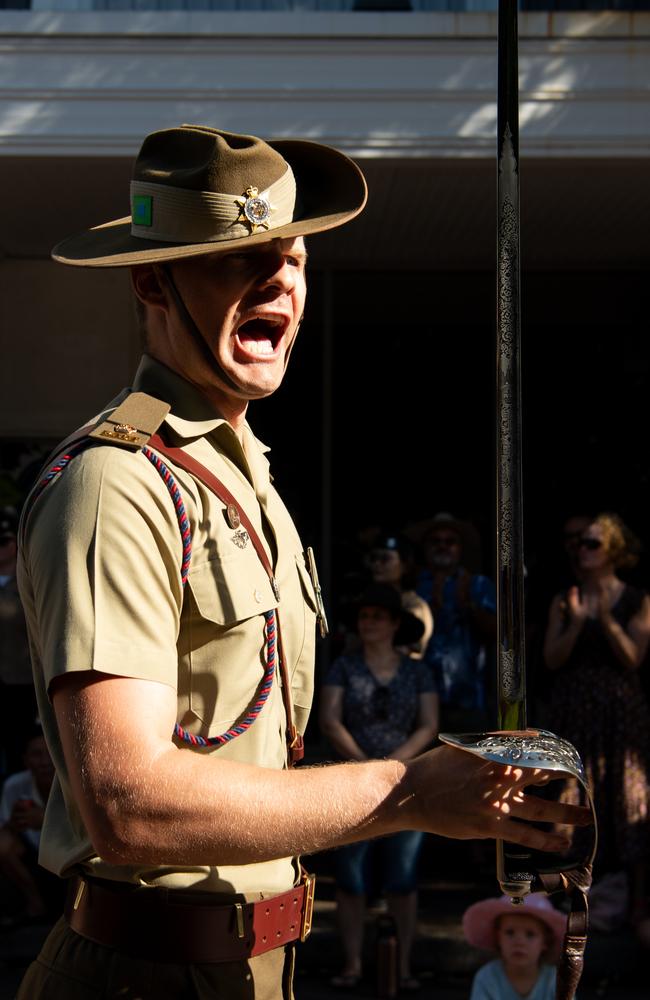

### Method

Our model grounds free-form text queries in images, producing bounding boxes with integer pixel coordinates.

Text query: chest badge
[231,529,250,550]
[226,503,241,529]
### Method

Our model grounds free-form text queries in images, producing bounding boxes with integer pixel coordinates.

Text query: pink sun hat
[463,894,567,962]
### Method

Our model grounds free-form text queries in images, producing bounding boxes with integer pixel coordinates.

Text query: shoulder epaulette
[89,392,171,450]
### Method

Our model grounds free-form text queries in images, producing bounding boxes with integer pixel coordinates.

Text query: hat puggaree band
[130,165,296,244]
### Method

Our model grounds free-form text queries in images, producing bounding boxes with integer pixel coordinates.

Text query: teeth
[244,339,274,355]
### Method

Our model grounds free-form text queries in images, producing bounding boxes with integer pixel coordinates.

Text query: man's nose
[259,249,296,293]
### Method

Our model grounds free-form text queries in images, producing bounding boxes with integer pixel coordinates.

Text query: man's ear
[131,264,169,312]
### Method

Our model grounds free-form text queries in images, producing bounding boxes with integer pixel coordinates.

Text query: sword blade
[496,0,532,900]
[496,0,526,732]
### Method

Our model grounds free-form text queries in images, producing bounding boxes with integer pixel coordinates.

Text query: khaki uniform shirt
[17,355,317,896]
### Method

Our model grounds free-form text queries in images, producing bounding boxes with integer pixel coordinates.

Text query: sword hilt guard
[438,728,596,896]
[439,728,596,1000]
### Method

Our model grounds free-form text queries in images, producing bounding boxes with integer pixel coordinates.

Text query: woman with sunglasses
[319,584,438,991]
[543,512,650,923]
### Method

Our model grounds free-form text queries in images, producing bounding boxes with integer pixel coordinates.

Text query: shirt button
[254,589,262,603]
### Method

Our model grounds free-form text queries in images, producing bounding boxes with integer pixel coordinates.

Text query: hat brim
[462,896,567,962]
[52,139,367,268]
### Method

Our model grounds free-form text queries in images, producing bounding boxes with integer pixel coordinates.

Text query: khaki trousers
[17,917,295,999]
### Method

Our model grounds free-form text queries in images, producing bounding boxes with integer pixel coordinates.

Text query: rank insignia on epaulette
[100,423,140,443]
[89,393,171,451]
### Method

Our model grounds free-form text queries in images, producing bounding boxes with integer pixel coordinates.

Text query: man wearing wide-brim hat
[17,125,588,999]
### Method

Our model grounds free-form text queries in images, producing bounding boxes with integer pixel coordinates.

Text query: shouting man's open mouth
[235,313,290,360]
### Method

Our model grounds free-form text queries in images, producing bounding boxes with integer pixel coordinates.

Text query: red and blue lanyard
[24,432,302,761]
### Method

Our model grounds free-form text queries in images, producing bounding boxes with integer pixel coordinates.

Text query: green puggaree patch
[132,194,153,227]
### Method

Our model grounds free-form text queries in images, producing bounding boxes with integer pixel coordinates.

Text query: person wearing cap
[0,506,37,777]
[320,584,436,990]
[16,125,589,999]
[367,532,434,660]
[462,893,567,1000]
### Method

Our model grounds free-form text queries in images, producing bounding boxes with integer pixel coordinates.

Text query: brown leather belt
[65,872,316,964]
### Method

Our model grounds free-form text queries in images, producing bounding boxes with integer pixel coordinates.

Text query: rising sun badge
[235,187,272,234]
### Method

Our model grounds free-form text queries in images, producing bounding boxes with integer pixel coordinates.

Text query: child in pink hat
[462,893,568,1000]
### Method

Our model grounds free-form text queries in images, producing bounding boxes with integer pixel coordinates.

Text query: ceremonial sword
[439,5,597,997]
[495,0,531,902]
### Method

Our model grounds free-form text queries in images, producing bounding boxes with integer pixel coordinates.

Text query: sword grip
[497,838,534,901]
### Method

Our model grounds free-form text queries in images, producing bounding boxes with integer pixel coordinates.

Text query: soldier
[16,125,588,999]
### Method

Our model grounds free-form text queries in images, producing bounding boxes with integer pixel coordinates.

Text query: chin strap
[283,312,304,371]
[156,263,247,396]
[156,262,302,398]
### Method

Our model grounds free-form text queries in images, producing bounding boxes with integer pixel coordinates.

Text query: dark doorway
[256,264,649,738]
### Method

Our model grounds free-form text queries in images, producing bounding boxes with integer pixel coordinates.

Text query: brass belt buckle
[300,872,316,941]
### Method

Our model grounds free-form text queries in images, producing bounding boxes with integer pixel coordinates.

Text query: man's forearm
[86,750,406,867]
[78,742,588,870]
[55,673,590,869]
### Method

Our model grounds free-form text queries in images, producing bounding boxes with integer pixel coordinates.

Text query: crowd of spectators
[319,507,650,986]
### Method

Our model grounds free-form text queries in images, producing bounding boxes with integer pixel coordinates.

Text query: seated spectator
[367,532,434,659]
[463,893,567,1000]
[415,513,496,732]
[0,723,56,925]
[319,584,437,991]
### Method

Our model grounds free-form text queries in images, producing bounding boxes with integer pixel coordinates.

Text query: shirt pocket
[185,553,277,731]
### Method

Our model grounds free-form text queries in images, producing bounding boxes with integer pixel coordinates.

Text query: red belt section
[65,872,316,964]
